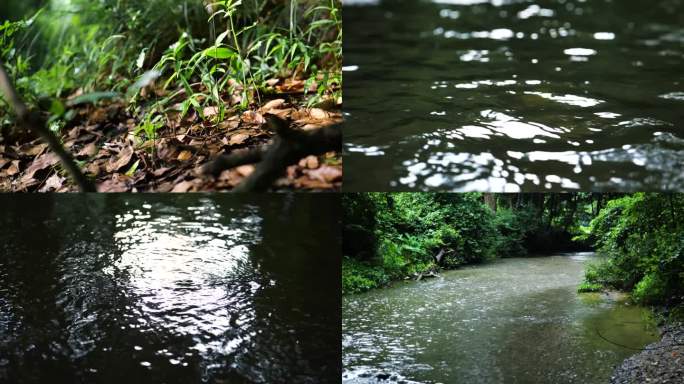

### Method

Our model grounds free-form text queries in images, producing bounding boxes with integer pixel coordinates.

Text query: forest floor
[0,79,342,192]
[610,322,684,383]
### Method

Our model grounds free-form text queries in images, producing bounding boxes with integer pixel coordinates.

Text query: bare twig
[0,61,95,192]
[201,113,342,192]
[202,147,266,176]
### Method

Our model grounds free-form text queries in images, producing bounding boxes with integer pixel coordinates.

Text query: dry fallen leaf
[300,155,319,169]
[277,79,304,93]
[86,162,101,176]
[22,152,59,181]
[242,111,266,125]
[296,178,334,190]
[260,98,285,112]
[78,142,98,157]
[97,174,131,192]
[153,167,171,177]
[172,180,195,193]
[308,108,329,120]
[306,165,342,183]
[230,133,250,146]
[218,118,239,131]
[6,160,20,176]
[25,143,48,156]
[203,106,220,118]
[40,173,65,192]
[105,146,134,173]
[236,165,255,177]
[177,150,193,161]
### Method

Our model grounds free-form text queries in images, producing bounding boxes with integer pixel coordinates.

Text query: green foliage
[577,282,603,293]
[342,193,551,293]
[580,193,684,305]
[632,273,666,304]
[342,193,379,261]
[1,0,341,136]
[342,257,388,295]
[493,205,537,257]
[379,235,437,277]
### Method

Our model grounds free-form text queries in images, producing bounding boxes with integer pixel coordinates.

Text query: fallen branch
[201,113,342,192]
[416,270,439,281]
[0,61,95,192]
[434,249,446,265]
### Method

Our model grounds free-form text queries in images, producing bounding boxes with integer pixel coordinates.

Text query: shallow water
[342,253,659,383]
[343,0,684,191]
[0,194,340,384]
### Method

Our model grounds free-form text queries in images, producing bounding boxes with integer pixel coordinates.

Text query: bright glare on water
[343,0,684,191]
[0,195,339,384]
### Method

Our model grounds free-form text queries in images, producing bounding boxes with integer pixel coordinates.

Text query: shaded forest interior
[343,193,684,319]
[0,0,341,192]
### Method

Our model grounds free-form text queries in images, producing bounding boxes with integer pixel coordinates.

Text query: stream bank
[610,323,684,383]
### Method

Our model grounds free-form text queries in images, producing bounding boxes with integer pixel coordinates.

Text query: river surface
[0,194,340,384]
[342,253,659,383]
[343,0,684,191]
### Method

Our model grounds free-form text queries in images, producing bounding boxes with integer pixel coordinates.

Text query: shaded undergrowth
[0,0,342,191]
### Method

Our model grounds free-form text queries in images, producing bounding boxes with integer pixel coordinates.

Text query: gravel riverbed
[611,323,684,384]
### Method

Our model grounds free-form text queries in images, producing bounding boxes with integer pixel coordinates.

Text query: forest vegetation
[342,193,684,318]
[577,194,684,311]
[0,0,342,192]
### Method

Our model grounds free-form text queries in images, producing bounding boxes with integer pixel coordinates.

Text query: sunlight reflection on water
[344,0,684,191]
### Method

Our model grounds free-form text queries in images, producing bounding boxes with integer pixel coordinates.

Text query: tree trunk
[484,193,497,212]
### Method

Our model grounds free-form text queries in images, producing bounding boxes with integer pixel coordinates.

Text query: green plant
[580,194,684,304]
[342,257,389,294]
[577,282,603,293]
[632,273,666,304]
[1,0,341,134]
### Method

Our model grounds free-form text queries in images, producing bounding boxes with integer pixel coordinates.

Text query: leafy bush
[577,282,603,293]
[342,193,502,293]
[342,257,388,294]
[632,273,666,304]
[494,206,537,257]
[1,0,341,132]
[581,193,684,305]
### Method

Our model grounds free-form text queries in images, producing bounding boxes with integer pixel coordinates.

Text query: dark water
[0,194,340,384]
[342,254,659,384]
[343,0,684,191]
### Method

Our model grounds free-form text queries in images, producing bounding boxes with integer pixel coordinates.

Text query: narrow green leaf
[202,47,235,59]
[125,160,140,177]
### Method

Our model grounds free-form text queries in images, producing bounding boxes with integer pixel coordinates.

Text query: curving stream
[342,253,659,383]
[343,0,684,191]
[0,194,340,384]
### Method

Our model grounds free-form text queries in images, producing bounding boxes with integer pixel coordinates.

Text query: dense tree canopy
[342,193,601,294]
[580,193,684,308]
[343,192,684,314]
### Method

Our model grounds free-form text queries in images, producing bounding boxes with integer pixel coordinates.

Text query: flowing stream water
[0,194,340,384]
[343,0,684,191]
[342,253,659,383]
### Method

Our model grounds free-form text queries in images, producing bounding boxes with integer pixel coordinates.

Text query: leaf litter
[0,81,342,192]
